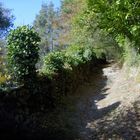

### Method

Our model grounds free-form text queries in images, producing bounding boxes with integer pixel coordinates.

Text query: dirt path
[70,63,140,139]
[48,63,140,139]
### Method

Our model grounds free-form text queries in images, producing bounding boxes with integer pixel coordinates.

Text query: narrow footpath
[74,63,140,140]
[48,63,140,140]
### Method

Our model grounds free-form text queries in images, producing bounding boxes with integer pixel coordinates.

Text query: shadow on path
[17,64,120,140]
[45,64,120,140]
[71,64,120,139]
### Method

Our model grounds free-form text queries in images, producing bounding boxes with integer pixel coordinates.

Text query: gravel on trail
[71,64,140,140]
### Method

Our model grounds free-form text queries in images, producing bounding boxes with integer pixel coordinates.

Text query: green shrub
[7,25,41,83]
[42,51,66,76]
[42,45,97,77]
[65,45,95,67]
[66,45,85,66]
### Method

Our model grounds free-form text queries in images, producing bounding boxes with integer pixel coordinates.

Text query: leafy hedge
[40,45,100,104]
[41,45,96,77]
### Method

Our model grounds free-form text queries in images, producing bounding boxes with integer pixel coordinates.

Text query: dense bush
[42,45,96,77]
[42,51,66,76]
[7,25,40,84]
[0,45,6,84]
[65,45,96,66]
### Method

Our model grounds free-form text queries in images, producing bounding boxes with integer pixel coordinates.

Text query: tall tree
[59,0,120,59]
[58,0,85,47]
[34,2,59,54]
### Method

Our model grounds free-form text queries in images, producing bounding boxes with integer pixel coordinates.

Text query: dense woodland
[0,0,140,139]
